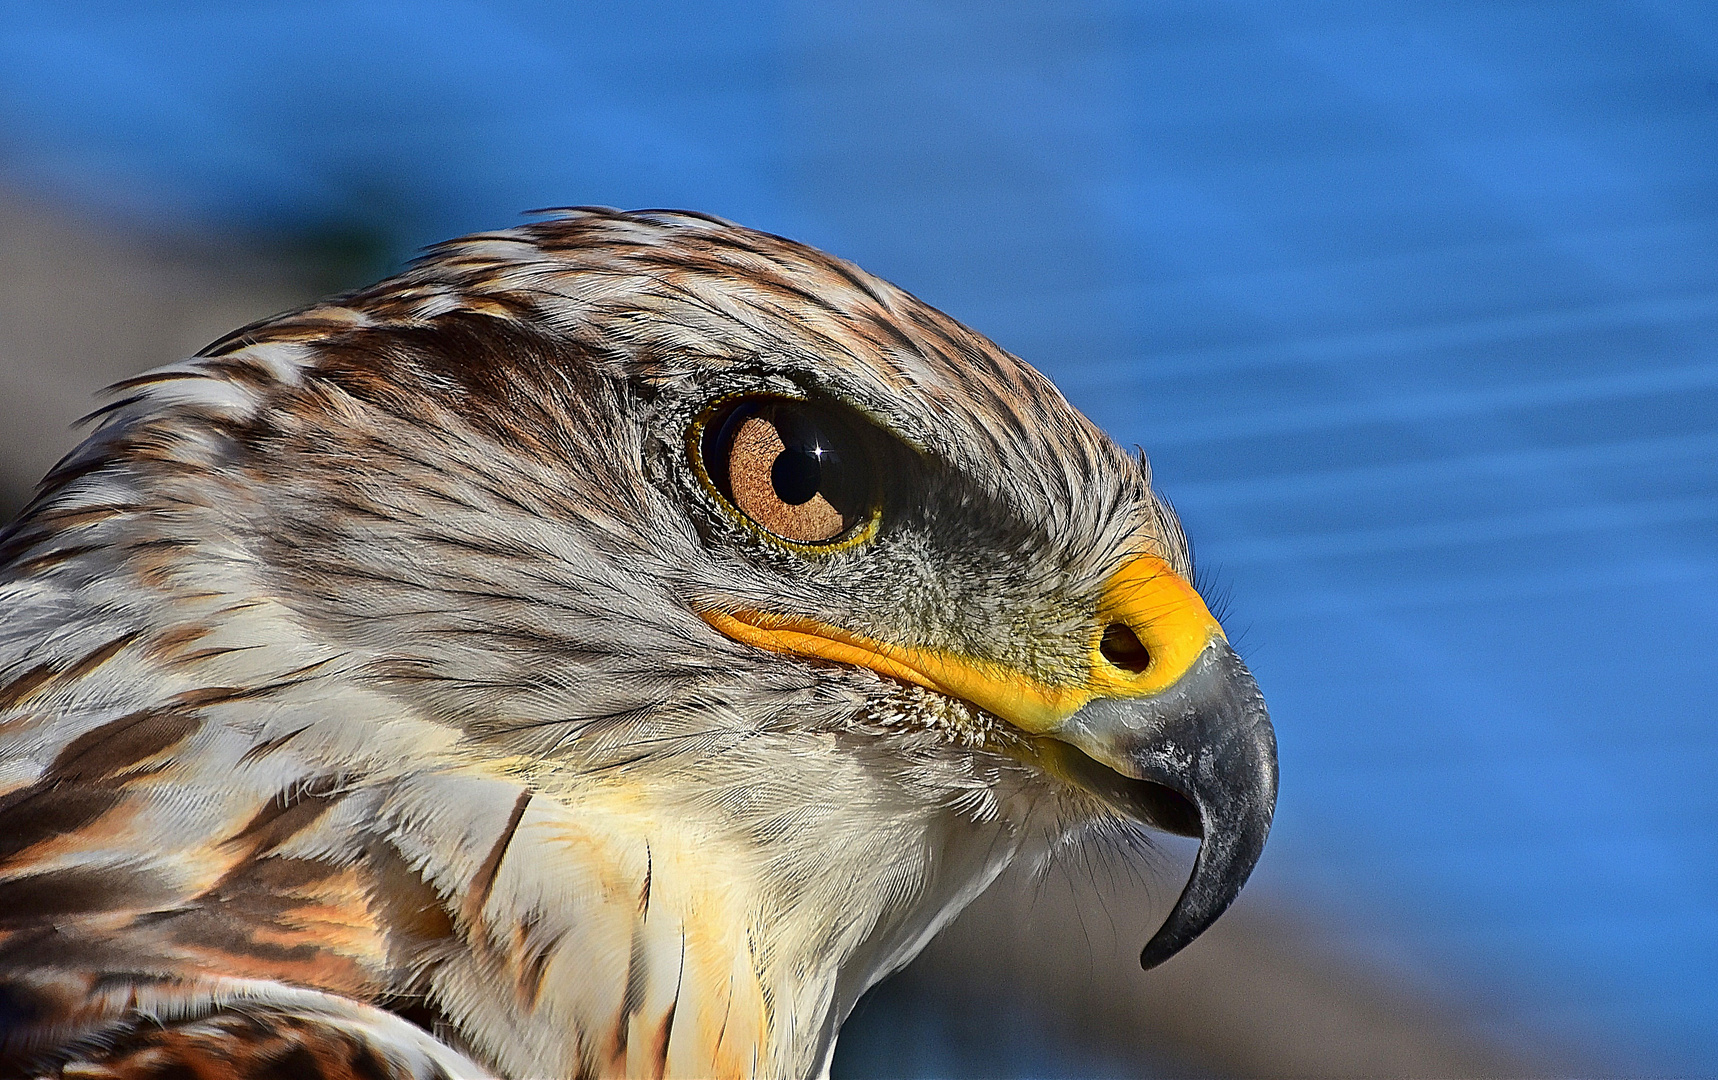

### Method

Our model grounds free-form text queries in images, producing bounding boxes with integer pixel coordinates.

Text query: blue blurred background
[0,1,1714,1074]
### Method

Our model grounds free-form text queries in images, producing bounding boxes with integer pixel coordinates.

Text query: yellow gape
[699,553,1224,736]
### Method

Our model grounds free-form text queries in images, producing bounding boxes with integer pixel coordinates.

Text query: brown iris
[699,398,873,546]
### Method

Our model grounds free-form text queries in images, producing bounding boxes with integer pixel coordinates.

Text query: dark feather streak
[463,789,531,929]
[46,708,198,784]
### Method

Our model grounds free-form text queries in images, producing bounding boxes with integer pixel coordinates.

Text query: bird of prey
[0,209,1275,1080]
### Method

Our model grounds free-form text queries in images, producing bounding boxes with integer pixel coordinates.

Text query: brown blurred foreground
[882,856,1574,1078]
[0,189,1573,1078]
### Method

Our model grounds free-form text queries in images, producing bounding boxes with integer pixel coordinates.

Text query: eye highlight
[694,397,878,548]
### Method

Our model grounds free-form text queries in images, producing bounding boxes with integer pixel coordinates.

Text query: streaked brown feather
[29,1009,450,1080]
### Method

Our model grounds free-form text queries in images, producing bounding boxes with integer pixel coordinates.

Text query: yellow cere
[698,553,1223,735]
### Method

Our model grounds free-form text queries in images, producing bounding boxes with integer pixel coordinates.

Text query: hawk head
[0,209,1274,1079]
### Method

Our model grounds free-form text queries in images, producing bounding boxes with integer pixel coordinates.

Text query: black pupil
[771,446,823,505]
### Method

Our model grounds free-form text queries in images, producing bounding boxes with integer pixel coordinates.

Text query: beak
[1057,639,1276,969]
[697,553,1277,970]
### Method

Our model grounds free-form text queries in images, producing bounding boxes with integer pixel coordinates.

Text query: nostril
[1100,623,1152,674]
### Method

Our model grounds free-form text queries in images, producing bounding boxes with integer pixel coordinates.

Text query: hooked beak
[1055,639,1277,969]
[698,553,1278,970]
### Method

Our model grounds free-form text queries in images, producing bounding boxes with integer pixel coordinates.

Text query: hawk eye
[698,397,875,546]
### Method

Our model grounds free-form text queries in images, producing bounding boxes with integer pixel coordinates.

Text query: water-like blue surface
[1,1,1714,1072]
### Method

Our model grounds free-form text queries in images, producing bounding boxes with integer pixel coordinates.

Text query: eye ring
[688,395,882,552]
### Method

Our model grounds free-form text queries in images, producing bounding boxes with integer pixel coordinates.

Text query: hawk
[0,209,1275,1079]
